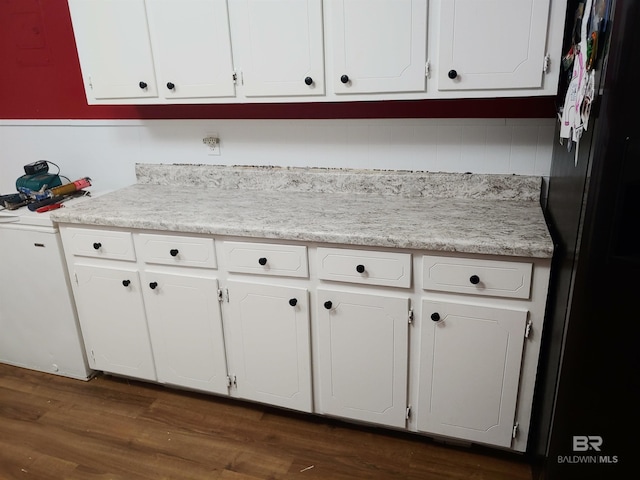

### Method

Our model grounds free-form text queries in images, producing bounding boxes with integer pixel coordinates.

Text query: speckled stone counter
[51,165,554,259]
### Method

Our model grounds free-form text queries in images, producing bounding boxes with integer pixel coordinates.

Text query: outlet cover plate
[203,134,220,155]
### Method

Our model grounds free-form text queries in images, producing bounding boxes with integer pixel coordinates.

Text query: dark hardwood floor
[0,363,532,479]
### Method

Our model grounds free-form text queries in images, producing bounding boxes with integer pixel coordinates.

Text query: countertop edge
[52,211,554,260]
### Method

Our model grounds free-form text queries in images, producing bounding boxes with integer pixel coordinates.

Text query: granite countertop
[51,165,554,259]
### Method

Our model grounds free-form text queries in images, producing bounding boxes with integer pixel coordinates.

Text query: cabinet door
[73,265,156,380]
[329,0,427,94]
[230,0,324,96]
[418,300,528,447]
[146,0,236,99]
[438,0,551,90]
[317,289,409,427]
[141,272,228,394]
[226,281,312,412]
[68,0,158,99]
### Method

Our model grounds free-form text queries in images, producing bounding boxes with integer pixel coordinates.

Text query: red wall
[0,0,556,120]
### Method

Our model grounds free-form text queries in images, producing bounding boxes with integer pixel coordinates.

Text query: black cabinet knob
[289,298,298,307]
[304,76,313,86]
[122,280,130,287]
[149,282,158,290]
[93,242,102,250]
[469,275,480,285]
[166,82,175,90]
[258,257,268,266]
[170,249,179,257]
[139,81,148,89]
[431,312,441,322]
[324,301,333,310]
[340,74,350,84]
[447,69,458,79]
[356,264,365,273]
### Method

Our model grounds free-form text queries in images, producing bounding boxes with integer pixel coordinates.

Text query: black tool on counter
[0,193,21,204]
[27,190,91,212]
[23,160,50,175]
[27,195,66,212]
[1,193,29,210]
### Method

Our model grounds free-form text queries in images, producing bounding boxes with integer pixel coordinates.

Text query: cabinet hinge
[408,308,414,325]
[74,272,79,285]
[525,319,532,339]
[425,60,431,78]
[406,405,412,420]
[543,54,550,74]
[512,422,519,439]
[217,288,229,303]
[226,375,237,388]
[90,350,95,362]
[88,75,93,90]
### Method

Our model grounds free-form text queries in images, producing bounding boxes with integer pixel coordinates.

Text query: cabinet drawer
[63,227,135,261]
[135,234,217,269]
[222,241,308,278]
[422,255,532,299]
[317,247,412,288]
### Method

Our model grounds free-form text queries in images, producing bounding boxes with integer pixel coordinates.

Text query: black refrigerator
[533,0,640,479]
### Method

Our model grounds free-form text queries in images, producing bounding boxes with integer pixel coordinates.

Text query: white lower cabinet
[61,226,549,452]
[226,280,312,413]
[140,271,228,394]
[73,264,156,381]
[417,299,528,448]
[316,288,410,428]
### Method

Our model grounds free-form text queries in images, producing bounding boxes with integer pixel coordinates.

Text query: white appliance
[0,200,93,380]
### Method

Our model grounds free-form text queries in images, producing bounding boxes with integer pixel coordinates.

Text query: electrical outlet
[203,135,221,155]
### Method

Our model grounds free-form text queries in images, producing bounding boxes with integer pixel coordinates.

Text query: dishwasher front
[0,208,93,380]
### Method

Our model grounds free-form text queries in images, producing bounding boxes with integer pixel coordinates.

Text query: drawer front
[317,247,412,288]
[223,241,308,278]
[136,234,217,269]
[422,255,532,299]
[64,227,135,261]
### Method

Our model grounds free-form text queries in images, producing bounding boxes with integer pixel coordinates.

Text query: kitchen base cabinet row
[59,226,550,452]
[72,264,312,412]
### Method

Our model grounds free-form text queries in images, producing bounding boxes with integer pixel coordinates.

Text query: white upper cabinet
[328,0,428,94]
[68,0,158,99]
[69,0,235,102]
[67,0,567,103]
[436,0,555,92]
[229,0,325,96]
[146,0,236,99]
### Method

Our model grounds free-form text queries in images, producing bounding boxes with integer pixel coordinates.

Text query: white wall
[0,118,555,194]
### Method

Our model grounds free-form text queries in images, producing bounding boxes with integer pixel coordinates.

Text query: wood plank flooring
[0,363,533,480]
